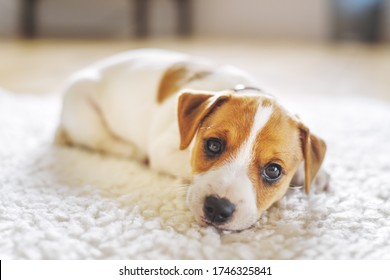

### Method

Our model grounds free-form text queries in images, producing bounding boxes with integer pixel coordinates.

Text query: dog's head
[177,89,326,231]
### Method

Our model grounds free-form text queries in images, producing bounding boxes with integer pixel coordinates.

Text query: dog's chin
[194,214,256,232]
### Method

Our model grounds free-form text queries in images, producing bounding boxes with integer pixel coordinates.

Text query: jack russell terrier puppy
[56,49,329,231]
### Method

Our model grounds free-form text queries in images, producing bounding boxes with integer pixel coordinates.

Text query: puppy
[56,49,328,231]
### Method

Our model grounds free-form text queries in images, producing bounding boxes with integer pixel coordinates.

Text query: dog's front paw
[313,169,331,192]
[54,127,71,145]
[291,166,330,192]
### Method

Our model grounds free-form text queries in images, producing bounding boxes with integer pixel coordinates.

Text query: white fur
[234,101,273,168]
[187,101,274,230]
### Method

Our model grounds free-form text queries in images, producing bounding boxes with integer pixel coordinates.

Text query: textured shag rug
[0,88,389,259]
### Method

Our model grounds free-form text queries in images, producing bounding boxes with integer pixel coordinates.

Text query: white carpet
[1,89,389,260]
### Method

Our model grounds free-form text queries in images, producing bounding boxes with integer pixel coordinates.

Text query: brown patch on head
[191,95,260,174]
[157,62,211,103]
[248,102,303,212]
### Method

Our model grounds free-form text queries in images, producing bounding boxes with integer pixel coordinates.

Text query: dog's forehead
[205,93,280,127]
[200,93,300,144]
[201,94,262,135]
[229,91,278,112]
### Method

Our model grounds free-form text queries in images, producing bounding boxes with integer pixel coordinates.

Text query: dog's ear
[177,90,229,150]
[299,123,327,194]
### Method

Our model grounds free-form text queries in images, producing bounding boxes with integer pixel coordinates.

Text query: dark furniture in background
[21,0,37,38]
[20,0,386,42]
[332,0,385,42]
[20,0,192,38]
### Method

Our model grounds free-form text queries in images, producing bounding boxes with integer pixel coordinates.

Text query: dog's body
[57,49,328,231]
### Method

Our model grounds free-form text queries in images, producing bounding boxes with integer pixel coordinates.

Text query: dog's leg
[148,125,191,178]
[57,78,146,161]
[54,126,71,145]
[291,163,330,192]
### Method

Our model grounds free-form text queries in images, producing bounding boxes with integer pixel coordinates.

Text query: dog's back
[56,48,259,165]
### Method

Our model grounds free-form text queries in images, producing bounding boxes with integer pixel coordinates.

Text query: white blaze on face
[187,99,274,230]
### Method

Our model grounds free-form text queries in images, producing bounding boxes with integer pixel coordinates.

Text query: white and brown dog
[56,49,328,231]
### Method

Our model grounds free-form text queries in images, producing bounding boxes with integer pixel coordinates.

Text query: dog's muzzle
[203,195,236,225]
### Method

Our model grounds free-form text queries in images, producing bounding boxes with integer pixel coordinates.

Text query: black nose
[203,195,235,224]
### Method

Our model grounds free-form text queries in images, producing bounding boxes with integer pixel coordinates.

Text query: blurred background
[0,0,389,101]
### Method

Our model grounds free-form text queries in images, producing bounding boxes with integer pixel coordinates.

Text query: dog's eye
[262,163,282,182]
[205,138,224,156]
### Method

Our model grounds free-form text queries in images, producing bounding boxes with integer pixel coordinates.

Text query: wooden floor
[0,38,389,102]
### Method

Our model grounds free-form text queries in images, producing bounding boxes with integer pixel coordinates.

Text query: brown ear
[177,90,229,150]
[299,124,327,194]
